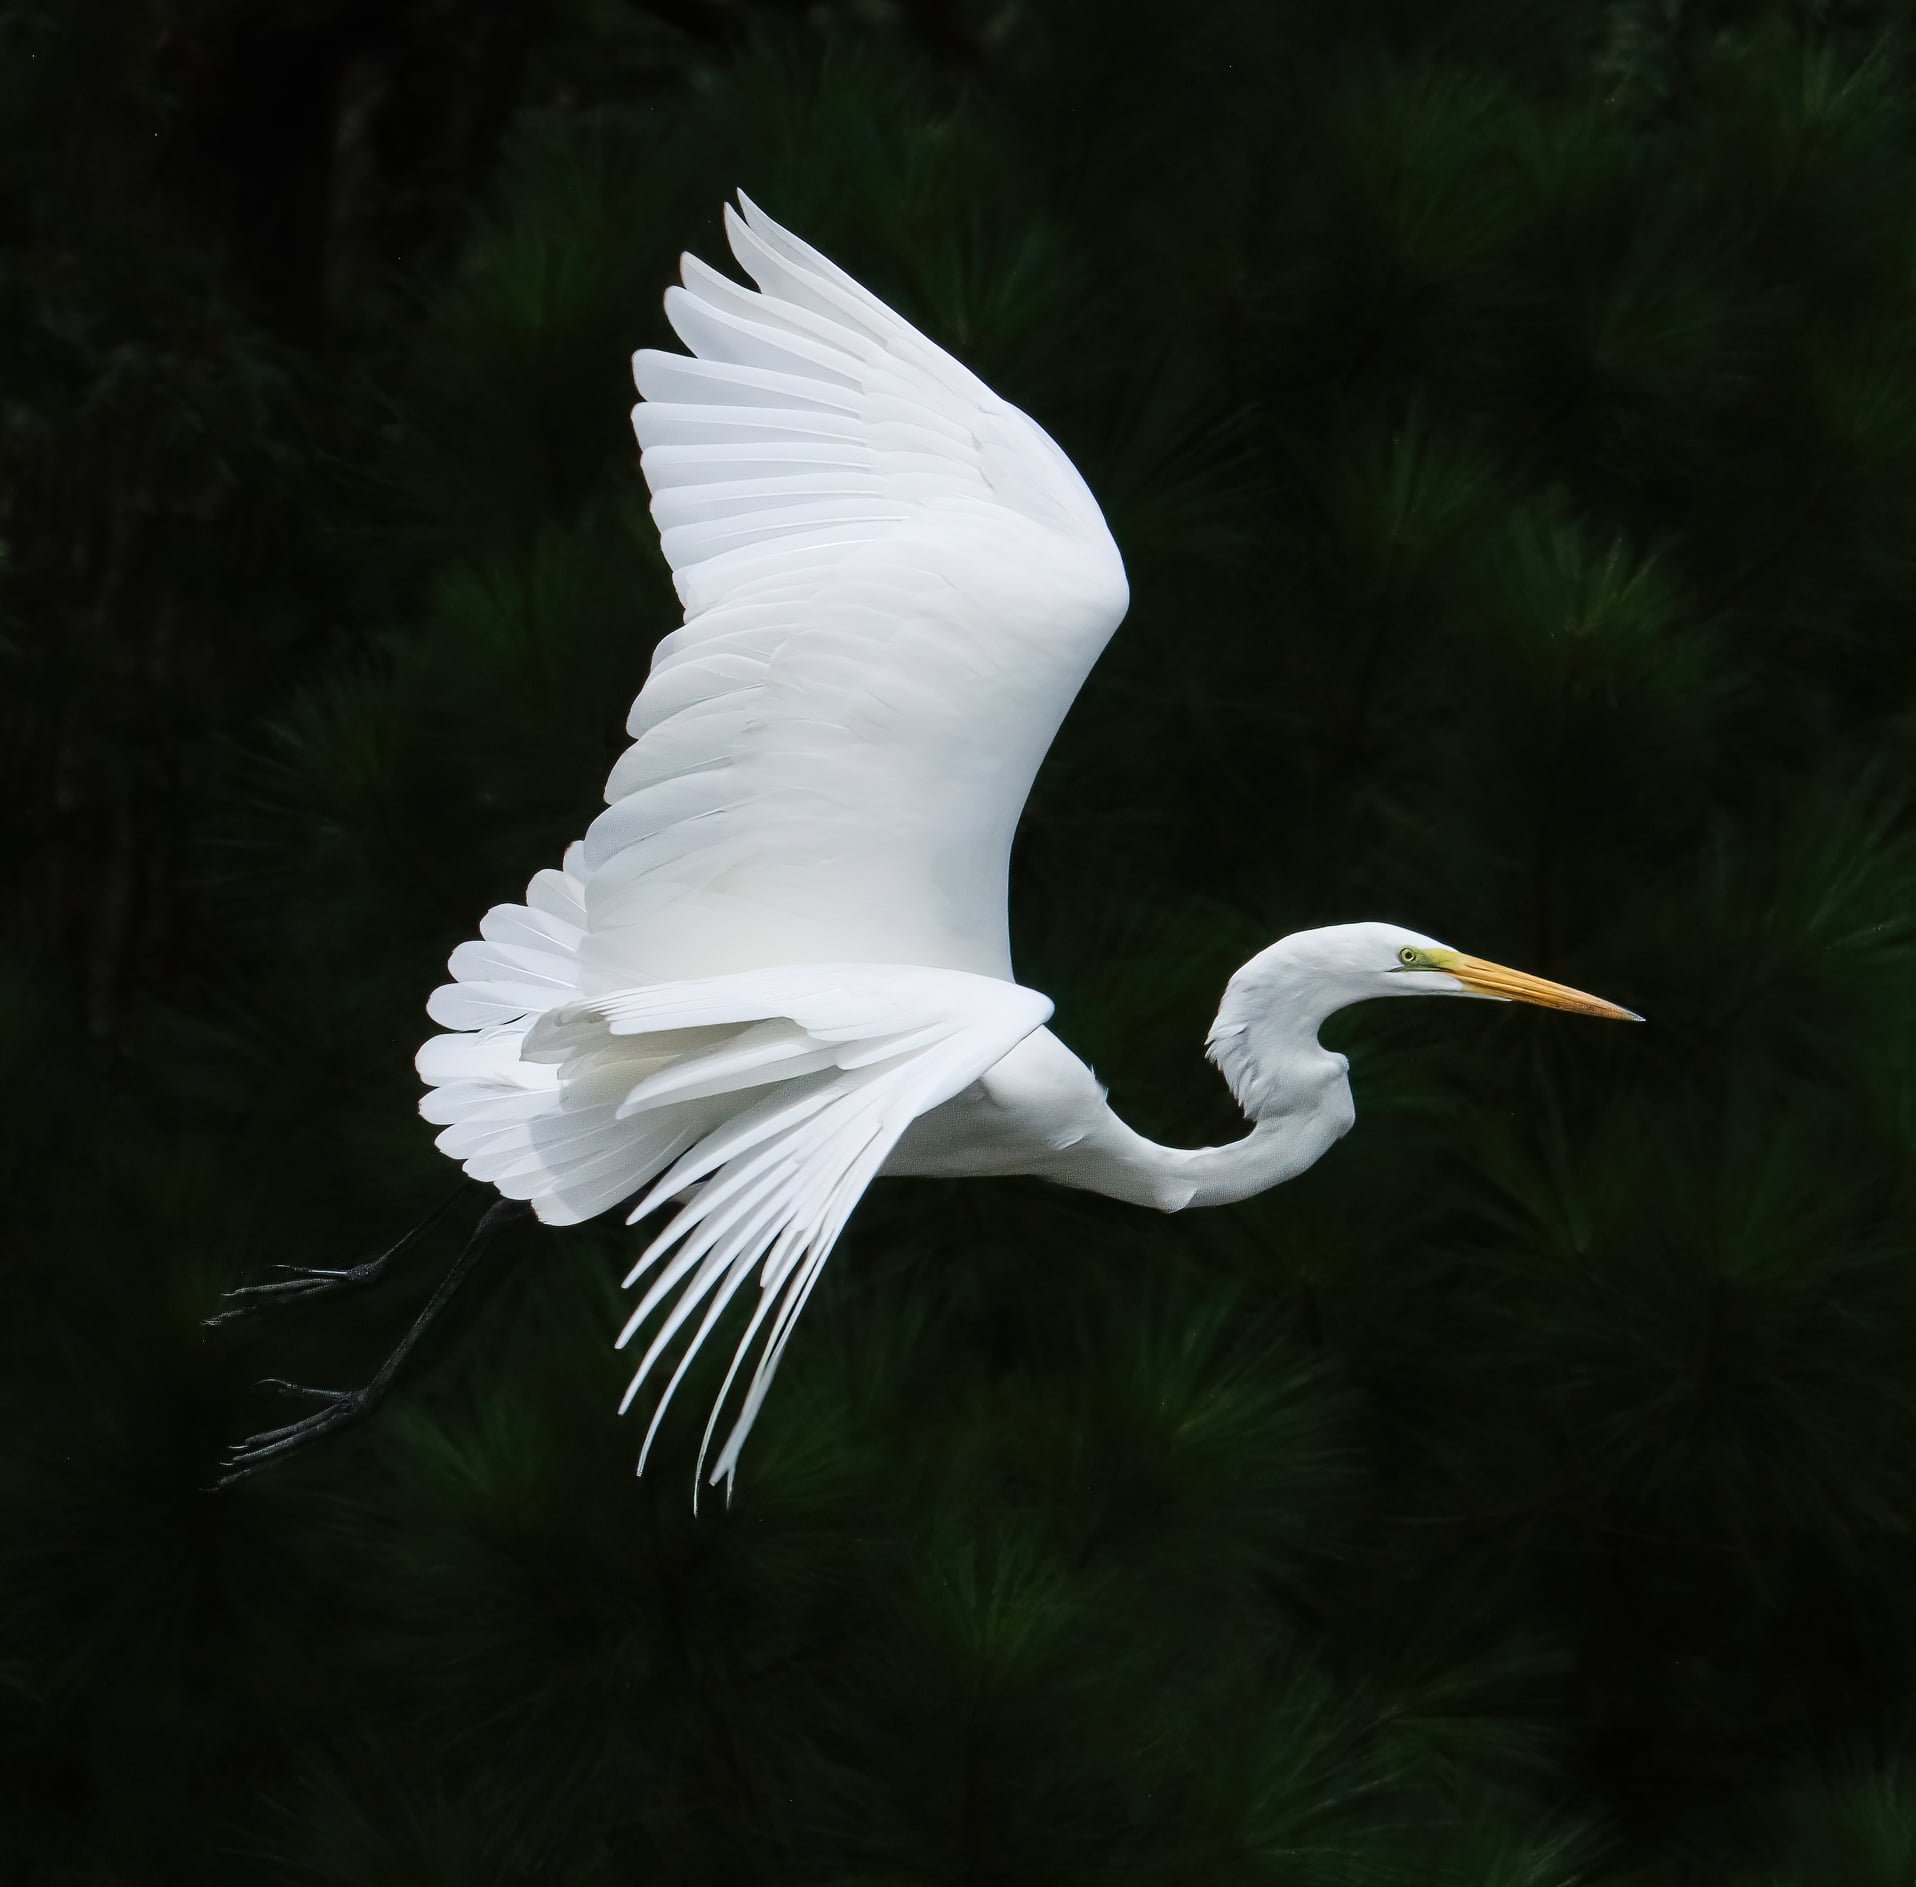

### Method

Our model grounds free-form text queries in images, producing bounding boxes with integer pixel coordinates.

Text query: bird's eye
[1398,946,1421,966]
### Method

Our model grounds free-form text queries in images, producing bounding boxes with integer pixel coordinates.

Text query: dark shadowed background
[8,1,1916,1880]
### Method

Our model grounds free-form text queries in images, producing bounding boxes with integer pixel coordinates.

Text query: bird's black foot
[212,1379,381,1487]
[204,1262,391,1327]
[204,1186,472,1328]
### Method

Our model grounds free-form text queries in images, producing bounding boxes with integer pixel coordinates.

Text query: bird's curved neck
[1063,1001,1353,1213]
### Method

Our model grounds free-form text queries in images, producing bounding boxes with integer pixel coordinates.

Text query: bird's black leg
[204,1184,476,1327]
[213,1197,535,1488]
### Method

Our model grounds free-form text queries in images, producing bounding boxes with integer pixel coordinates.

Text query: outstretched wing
[516,965,1052,1502]
[577,193,1130,990]
[420,198,1111,1488]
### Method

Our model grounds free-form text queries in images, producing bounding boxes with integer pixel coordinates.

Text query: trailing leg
[213,1196,535,1487]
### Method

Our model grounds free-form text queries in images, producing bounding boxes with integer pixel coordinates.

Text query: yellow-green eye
[1398,946,1421,966]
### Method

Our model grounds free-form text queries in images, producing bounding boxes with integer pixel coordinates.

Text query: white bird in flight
[217,194,1638,1500]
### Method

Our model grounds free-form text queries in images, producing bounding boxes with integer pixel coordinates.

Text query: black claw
[214,1387,373,1487]
[203,1265,382,1327]
[204,1187,476,1331]
[256,1377,341,1399]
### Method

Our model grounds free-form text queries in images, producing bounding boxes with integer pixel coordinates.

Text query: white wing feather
[521,967,1051,1502]
[418,195,1122,1488]
[580,191,1129,986]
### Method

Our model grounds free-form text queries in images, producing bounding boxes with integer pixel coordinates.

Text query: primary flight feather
[222,193,1637,1501]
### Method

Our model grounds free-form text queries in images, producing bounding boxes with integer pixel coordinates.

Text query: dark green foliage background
[9,0,1916,1879]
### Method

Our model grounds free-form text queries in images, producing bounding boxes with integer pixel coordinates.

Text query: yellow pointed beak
[1441,953,1642,1022]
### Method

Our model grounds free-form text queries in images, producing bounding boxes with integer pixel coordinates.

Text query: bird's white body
[416,197,1634,1499]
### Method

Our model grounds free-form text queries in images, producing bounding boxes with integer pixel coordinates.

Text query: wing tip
[722,197,750,260]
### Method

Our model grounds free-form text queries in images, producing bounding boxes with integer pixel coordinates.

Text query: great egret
[217,194,1637,1497]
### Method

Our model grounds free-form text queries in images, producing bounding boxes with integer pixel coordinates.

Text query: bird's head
[1207,921,1639,1118]
[1283,921,1643,1020]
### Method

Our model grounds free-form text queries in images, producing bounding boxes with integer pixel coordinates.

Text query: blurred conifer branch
[9,1,1916,1879]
